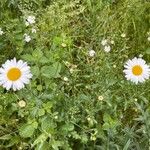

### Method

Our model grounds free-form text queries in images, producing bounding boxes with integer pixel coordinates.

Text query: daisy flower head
[88,49,96,57]
[0,28,4,35]
[26,15,36,25]
[123,57,150,84]
[0,58,32,91]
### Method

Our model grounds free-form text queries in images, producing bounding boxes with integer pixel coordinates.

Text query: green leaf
[41,62,61,78]
[32,133,48,147]
[102,113,118,131]
[39,56,50,64]
[41,116,56,134]
[5,136,20,148]
[52,62,61,77]
[146,48,150,54]
[123,139,131,150]
[22,54,36,62]
[0,134,12,140]
[43,101,53,113]
[61,123,74,132]
[51,140,63,150]
[53,36,62,45]
[31,66,40,77]
[35,141,50,150]
[38,108,45,116]
[19,122,38,138]
[32,49,43,59]
[37,85,43,91]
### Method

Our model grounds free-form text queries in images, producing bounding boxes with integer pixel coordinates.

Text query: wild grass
[0,0,150,149]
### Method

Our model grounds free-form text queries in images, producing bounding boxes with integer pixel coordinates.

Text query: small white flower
[31,28,36,33]
[88,50,96,57]
[104,45,111,52]
[0,28,4,35]
[123,57,150,84]
[98,96,104,101]
[90,135,96,141]
[134,98,138,102]
[63,77,69,82]
[101,39,107,46]
[87,117,91,121]
[26,16,35,25]
[110,40,115,45]
[24,34,31,42]
[18,100,26,108]
[121,33,126,38]
[0,58,32,91]
[148,37,150,42]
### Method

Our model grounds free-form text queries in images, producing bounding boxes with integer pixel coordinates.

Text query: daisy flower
[123,57,150,84]
[88,50,96,57]
[0,28,4,35]
[0,58,32,91]
[26,16,36,25]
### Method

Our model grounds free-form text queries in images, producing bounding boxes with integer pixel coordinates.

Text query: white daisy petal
[123,57,150,84]
[0,58,32,91]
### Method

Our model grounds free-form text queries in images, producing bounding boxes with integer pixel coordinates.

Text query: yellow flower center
[132,65,143,76]
[7,68,21,81]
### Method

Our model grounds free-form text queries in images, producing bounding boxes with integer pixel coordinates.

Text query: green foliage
[0,0,150,149]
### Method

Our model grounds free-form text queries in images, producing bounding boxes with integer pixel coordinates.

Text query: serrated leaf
[31,66,40,77]
[39,56,50,64]
[32,49,43,59]
[22,54,36,62]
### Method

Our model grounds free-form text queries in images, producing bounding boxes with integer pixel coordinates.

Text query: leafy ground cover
[0,0,150,149]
